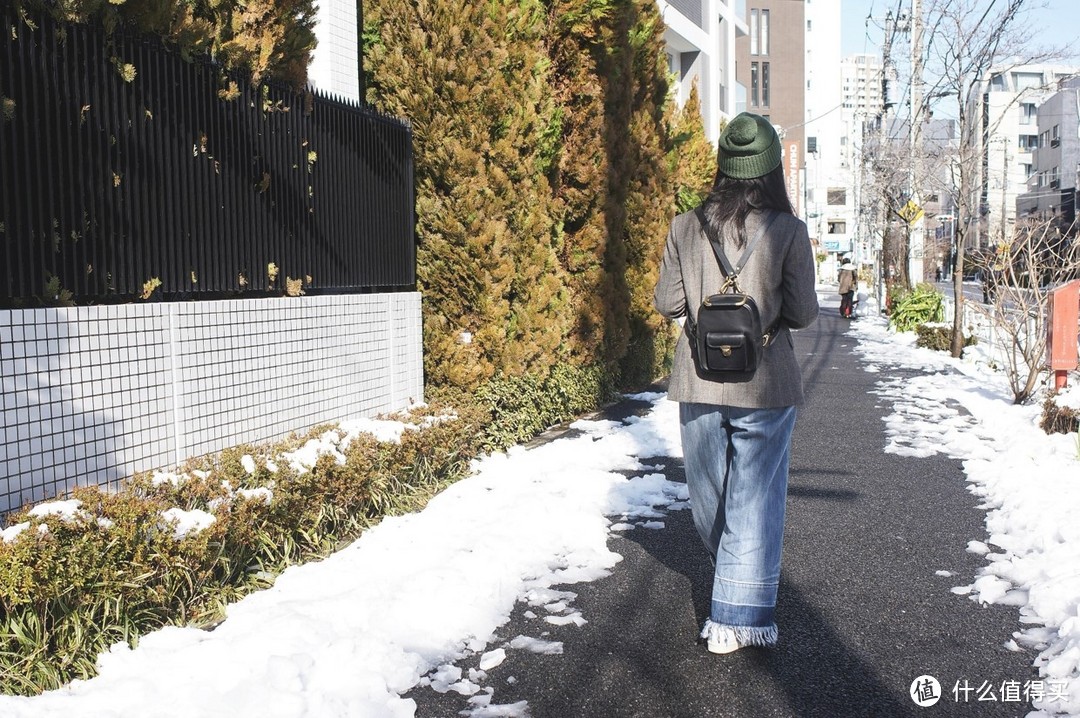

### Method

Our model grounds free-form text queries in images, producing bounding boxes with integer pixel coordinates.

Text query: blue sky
[841,0,1080,59]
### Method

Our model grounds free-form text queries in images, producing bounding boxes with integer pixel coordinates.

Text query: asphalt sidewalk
[410,300,1036,718]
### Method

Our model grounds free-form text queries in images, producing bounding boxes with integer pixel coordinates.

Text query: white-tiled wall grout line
[167,303,184,470]
[387,293,395,406]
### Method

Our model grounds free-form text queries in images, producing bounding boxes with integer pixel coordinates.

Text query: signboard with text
[785,140,800,218]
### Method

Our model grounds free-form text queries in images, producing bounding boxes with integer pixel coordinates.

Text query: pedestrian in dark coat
[838,260,857,318]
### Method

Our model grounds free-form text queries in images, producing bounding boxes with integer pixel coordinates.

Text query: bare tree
[973,217,1080,403]
[861,117,952,297]
[862,124,911,289]
[917,0,1065,357]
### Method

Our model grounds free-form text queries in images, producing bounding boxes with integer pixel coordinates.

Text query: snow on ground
[849,315,1080,718]
[0,394,687,718]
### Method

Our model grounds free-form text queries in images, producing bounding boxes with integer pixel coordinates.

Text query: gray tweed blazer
[654,207,819,408]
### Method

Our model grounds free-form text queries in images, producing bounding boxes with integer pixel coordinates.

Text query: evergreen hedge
[365,0,714,393]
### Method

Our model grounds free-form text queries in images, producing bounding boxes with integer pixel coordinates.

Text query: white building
[968,63,1078,247]
[308,0,362,102]
[658,0,748,142]
[803,0,851,263]
[842,54,884,117]
[840,54,884,265]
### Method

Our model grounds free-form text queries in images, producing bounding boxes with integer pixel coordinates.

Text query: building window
[827,188,846,205]
[1013,71,1044,91]
[762,62,770,106]
[751,62,759,107]
[760,10,770,55]
[1052,124,1061,146]
[989,73,1006,91]
[828,221,847,234]
[1019,134,1038,151]
[750,9,759,55]
[1020,102,1036,125]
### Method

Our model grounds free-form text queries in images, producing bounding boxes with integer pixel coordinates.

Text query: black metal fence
[0,10,415,306]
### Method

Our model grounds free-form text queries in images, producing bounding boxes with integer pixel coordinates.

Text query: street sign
[898,199,924,225]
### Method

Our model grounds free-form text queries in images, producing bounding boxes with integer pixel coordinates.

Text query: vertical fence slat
[0,11,17,298]
[133,38,154,299]
[223,80,241,295]
[17,16,42,299]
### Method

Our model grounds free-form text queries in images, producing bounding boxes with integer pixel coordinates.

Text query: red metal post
[1047,280,1080,390]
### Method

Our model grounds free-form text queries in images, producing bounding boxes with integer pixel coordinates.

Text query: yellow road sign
[898,199,924,225]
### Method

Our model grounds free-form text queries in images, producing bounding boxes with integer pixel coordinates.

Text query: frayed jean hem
[701,619,779,648]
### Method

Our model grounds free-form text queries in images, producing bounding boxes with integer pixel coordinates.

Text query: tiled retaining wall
[0,293,423,514]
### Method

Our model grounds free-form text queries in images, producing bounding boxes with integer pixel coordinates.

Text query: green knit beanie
[716,112,782,179]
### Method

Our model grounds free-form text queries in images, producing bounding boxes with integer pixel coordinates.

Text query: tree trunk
[950,240,966,357]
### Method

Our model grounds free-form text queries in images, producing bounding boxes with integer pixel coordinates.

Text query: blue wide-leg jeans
[679,402,797,647]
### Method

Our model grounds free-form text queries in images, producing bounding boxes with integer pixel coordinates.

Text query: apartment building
[840,54,884,264]
[735,0,806,215]
[968,64,1078,246]
[842,54,884,117]
[1015,76,1080,228]
[659,0,748,143]
[802,1,847,259]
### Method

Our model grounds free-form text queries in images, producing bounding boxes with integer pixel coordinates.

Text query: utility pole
[878,9,895,309]
[908,0,925,287]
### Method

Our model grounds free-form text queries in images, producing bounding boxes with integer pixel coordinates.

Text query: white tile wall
[308,0,361,102]
[0,293,423,513]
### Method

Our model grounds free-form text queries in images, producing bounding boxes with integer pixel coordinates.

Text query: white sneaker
[705,626,741,654]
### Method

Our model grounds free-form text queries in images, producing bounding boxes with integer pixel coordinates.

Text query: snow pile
[851,317,1080,718]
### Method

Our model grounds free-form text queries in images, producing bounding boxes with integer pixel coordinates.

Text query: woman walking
[838,259,857,318]
[654,113,818,653]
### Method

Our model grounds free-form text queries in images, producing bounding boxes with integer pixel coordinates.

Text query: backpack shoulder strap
[734,210,779,274]
[694,207,780,286]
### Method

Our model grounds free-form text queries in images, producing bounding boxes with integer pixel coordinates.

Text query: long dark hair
[701,164,795,248]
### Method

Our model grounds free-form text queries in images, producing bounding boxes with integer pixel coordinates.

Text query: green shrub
[915,323,977,353]
[475,363,616,451]
[889,283,945,333]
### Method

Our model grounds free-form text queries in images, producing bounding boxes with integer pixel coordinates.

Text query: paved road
[409,306,1036,718]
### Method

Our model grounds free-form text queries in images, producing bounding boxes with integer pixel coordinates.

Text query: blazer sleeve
[780,220,820,330]
[654,224,687,319]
